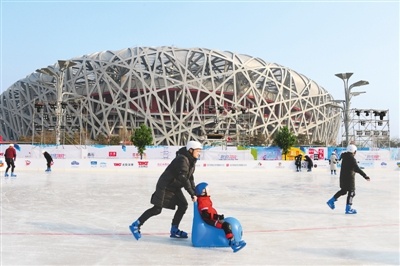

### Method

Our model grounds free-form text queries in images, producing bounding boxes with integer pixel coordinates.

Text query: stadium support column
[335,73,369,146]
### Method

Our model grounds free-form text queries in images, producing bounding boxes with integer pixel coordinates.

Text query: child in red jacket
[195,182,246,253]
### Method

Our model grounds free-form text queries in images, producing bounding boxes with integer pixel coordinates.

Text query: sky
[1,0,399,138]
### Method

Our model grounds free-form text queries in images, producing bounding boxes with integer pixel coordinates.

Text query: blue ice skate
[11,173,17,178]
[5,173,9,178]
[326,197,336,210]
[230,239,247,253]
[345,205,357,214]
[170,225,188,238]
[129,220,141,240]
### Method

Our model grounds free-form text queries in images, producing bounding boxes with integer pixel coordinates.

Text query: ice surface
[1,167,399,265]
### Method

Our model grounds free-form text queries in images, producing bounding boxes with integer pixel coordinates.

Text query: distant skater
[42,150,53,172]
[326,144,370,214]
[329,151,338,175]
[304,155,313,172]
[4,144,17,177]
[294,154,302,172]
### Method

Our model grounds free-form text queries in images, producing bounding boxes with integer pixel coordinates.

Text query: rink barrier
[0,158,398,173]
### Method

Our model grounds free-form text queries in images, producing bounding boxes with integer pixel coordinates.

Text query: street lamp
[36,60,77,146]
[335,73,369,146]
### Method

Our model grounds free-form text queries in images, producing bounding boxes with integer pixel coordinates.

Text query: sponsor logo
[219,155,238,160]
[100,162,107,168]
[114,163,122,166]
[365,155,381,160]
[121,163,135,167]
[202,163,225,167]
[90,161,98,167]
[225,163,247,167]
[138,161,149,168]
[109,151,117,157]
[380,162,387,166]
[71,161,80,166]
[25,160,31,166]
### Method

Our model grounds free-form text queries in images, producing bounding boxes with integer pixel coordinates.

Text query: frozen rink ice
[1,167,399,265]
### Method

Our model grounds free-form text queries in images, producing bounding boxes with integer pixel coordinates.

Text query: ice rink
[1,167,399,265]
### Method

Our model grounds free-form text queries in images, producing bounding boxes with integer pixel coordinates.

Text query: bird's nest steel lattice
[0,46,341,146]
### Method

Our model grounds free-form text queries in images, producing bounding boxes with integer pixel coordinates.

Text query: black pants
[334,189,355,205]
[138,200,187,227]
[5,158,15,173]
[46,160,52,169]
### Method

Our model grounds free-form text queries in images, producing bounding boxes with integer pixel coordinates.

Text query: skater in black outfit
[304,155,313,172]
[42,151,53,172]
[294,154,303,172]
[326,144,370,214]
[129,140,202,240]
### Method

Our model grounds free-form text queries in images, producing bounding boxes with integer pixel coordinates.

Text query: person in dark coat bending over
[304,155,313,172]
[129,140,202,240]
[326,144,370,214]
[42,150,53,172]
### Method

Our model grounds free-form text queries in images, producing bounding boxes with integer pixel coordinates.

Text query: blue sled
[191,202,243,247]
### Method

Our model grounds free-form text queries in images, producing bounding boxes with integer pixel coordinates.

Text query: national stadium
[0,46,340,146]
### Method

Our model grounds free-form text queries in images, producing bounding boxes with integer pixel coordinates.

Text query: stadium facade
[0,46,341,146]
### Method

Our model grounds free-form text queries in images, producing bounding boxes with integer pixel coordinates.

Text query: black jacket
[339,152,367,191]
[150,147,197,210]
[294,155,302,166]
[43,152,53,163]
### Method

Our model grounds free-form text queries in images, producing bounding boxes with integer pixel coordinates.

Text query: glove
[213,214,224,220]
[365,176,371,181]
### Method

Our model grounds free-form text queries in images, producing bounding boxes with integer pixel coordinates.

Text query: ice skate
[5,173,9,178]
[345,204,357,214]
[11,173,17,178]
[230,239,247,253]
[170,225,188,238]
[129,220,141,240]
[326,197,336,210]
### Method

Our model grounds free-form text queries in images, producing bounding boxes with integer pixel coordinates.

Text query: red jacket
[197,196,222,229]
[5,147,16,160]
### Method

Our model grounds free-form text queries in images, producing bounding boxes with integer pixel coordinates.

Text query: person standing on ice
[304,155,313,172]
[326,144,370,214]
[294,154,302,172]
[329,151,338,175]
[195,182,246,253]
[129,140,202,240]
[42,150,53,172]
[4,144,17,178]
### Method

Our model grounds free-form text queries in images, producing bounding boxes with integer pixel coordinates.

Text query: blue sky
[1,0,399,138]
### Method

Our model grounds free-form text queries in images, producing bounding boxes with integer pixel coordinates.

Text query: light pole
[334,73,369,146]
[36,60,76,146]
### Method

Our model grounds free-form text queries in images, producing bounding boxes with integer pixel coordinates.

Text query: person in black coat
[129,140,202,240]
[42,150,53,172]
[326,144,370,214]
[304,155,313,172]
[294,154,303,172]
